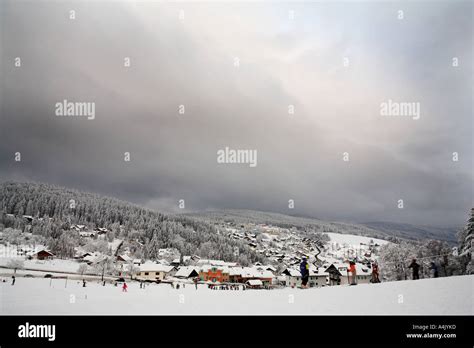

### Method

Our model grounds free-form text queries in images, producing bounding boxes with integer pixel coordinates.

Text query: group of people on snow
[298,256,441,288]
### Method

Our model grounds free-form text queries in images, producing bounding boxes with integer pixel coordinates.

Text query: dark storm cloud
[0,1,472,226]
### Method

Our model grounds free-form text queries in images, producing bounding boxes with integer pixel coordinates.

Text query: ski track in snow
[1,275,472,315]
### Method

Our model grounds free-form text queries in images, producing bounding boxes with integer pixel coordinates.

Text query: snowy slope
[2,275,472,315]
[326,233,390,247]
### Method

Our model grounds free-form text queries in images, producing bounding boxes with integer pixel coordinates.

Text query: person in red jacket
[122,282,128,292]
[347,261,357,285]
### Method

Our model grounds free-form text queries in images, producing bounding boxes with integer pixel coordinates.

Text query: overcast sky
[0,1,472,227]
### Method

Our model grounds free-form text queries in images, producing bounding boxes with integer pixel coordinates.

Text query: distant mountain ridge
[183,209,459,244]
[360,221,459,244]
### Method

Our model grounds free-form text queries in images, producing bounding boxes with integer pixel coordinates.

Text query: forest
[0,182,265,265]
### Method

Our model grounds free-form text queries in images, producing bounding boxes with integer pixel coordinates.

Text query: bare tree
[7,259,24,274]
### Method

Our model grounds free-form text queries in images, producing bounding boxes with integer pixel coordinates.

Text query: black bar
[0,315,472,346]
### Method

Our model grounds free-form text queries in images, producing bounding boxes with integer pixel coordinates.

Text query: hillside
[0,182,264,264]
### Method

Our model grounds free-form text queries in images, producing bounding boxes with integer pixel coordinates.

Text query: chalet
[175,266,199,279]
[136,263,176,281]
[171,258,181,267]
[71,224,87,231]
[74,250,92,260]
[28,249,54,260]
[83,252,107,265]
[22,215,34,223]
[227,267,274,285]
[95,227,108,235]
[246,279,263,289]
[325,264,345,286]
[116,254,132,263]
[79,231,96,238]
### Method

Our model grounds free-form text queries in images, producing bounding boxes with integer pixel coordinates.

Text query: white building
[136,262,176,281]
[283,266,328,288]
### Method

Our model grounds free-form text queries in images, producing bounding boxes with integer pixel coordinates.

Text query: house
[74,250,92,260]
[282,266,328,288]
[199,265,230,283]
[226,267,274,285]
[136,263,176,282]
[116,254,132,263]
[229,268,243,283]
[171,258,181,267]
[325,264,345,286]
[196,259,238,267]
[246,279,263,289]
[95,227,108,235]
[324,263,372,285]
[28,249,54,260]
[175,266,199,279]
[240,267,274,286]
[22,215,34,223]
[83,252,107,265]
[79,231,96,238]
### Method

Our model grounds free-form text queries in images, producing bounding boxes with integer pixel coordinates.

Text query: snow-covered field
[1,275,472,315]
[325,233,390,247]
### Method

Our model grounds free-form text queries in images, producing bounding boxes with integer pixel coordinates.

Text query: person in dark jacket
[429,262,439,278]
[11,275,15,286]
[408,259,420,280]
[300,257,309,288]
[371,262,380,283]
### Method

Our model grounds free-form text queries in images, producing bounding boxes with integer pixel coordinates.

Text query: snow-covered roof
[139,262,175,273]
[79,231,96,237]
[117,254,132,262]
[246,279,263,286]
[283,268,301,277]
[26,248,54,257]
[175,266,198,278]
[196,259,238,267]
[199,264,230,274]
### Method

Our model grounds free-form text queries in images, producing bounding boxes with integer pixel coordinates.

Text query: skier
[82,279,86,287]
[429,262,439,278]
[371,262,380,283]
[11,275,15,286]
[347,261,357,285]
[300,257,309,289]
[408,259,420,280]
[193,277,198,290]
[102,280,106,286]
[122,282,128,292]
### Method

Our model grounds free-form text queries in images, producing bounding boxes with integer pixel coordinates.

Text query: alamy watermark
[380,99,420,120]
[55,99,95,120]
[18,322,56,341]
[217,147,257,168]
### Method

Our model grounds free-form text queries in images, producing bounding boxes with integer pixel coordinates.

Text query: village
[0,214,388,290]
